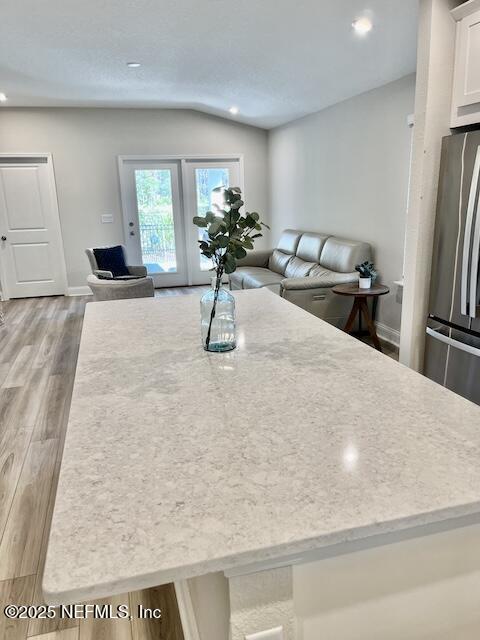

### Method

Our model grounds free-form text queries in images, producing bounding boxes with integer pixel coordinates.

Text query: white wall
[0,108,269,290]
[268,74,416,334]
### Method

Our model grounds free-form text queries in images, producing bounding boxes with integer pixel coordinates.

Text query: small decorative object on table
[355,260,377,289]
[193,187,268,352]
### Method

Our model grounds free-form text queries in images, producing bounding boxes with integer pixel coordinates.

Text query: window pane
[195,168,229,271]
[135,169,177,274]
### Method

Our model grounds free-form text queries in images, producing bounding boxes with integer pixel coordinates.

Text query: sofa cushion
[269,249,293,275]
[296,232,330,263]
[230,266,274,289]
[319,237,371,274]
[284,256,316,278]
[307,266,359,287]
[277,229,302,255]
[93,245,129,278]
[242,268,284,289]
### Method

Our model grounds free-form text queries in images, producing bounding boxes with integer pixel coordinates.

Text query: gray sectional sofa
[230,229,371,326]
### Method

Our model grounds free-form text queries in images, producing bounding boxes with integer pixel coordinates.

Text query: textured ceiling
[0,0,418,128]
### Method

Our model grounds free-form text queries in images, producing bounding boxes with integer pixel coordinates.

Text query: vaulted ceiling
[0,0,418,128]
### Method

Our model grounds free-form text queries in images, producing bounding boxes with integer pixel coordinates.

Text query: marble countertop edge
[43,500,480,605]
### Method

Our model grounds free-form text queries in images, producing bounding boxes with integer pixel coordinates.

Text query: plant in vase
[193,187,268,352]
[355,261,377,289]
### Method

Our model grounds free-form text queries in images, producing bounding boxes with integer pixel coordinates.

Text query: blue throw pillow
[93,246,130,278]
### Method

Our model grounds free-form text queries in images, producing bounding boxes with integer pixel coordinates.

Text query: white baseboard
[174,580,201,640]
[375,321,400,348]
[67,286,92,296]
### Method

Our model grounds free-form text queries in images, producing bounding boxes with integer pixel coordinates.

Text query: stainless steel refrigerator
[424,130,480,405]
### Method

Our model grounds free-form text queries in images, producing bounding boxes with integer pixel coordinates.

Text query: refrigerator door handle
[470,183,480,319]
[426,326,480,358]
[461,144,480,317]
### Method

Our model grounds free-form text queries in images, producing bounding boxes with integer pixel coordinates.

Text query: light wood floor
[0,292,195,640]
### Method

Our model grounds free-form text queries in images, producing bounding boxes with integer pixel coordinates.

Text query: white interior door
[184,160,242,285]
[119,160,188,287]
[0,155,67,299]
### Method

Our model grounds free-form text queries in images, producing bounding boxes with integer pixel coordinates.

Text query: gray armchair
[85,246,154,301]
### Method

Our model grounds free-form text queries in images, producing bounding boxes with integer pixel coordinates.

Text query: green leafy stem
[193,187,269,349]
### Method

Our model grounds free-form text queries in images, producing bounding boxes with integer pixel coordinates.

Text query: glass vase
[200,276,236,352]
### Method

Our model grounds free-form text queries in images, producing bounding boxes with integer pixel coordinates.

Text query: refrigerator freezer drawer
[425,323,480,405]
[426,326,480,357]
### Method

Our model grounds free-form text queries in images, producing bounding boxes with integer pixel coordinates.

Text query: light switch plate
[101,213,114,224]
[245,626,284,640]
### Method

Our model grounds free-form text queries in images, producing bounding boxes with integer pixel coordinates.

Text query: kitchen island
[43,289,480,639]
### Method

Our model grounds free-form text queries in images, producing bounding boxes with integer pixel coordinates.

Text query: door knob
[129,231,135,236]
[1,236,6,241]
[129,222,134,227]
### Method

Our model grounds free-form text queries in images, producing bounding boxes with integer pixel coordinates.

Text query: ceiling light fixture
[352,17,373,35]
[0,93,7,102]
[126,62,141,68]
[229,106,239,115]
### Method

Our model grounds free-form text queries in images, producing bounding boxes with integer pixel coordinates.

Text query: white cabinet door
[0,156,67,299]
[451,5,480,127]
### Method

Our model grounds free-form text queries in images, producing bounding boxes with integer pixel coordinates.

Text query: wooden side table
[332,283,389,351]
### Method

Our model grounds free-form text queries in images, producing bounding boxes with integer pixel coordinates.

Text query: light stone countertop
[44,289,480,604]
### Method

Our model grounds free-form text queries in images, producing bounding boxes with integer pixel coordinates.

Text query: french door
[119,156,242,287]
[120,161,188,287]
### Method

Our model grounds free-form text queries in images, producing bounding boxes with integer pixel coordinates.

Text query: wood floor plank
[0,362,12,388]
[3,346,33,389]
[129,585,184,640]
[32,376,70,443]
[0,439,58,580]
[15,369,51,431]
[0,423,33,540]
[0,318,30,365]
[0,574,35,640]
[0,386,36,538]
[50,302,84,377]
[28,437,77,638]
[31,628,79,640]
[78,594,133,640]
[32,332,60,371]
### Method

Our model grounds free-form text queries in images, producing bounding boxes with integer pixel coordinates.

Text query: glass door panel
[195,167,229,272]
[185,160,241,285]
[120,161,187,287]
[135,169,177,274]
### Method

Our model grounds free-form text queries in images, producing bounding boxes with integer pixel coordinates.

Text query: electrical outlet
[245,626,284,640]
[101,213,114,224]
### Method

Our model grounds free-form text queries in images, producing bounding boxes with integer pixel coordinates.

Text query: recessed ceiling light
[126,62,141,68]
[352,17,373,35]
[229,106,239,115]
[0,93,7,102]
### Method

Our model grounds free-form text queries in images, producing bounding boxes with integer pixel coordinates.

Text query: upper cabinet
[451,0,480,128]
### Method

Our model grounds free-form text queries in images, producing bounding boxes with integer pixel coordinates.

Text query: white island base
[186,519,480,640]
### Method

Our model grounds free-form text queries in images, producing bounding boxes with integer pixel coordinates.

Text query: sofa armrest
[128,265,148,277]
[236,249,272,268]
[94,269,114,279]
